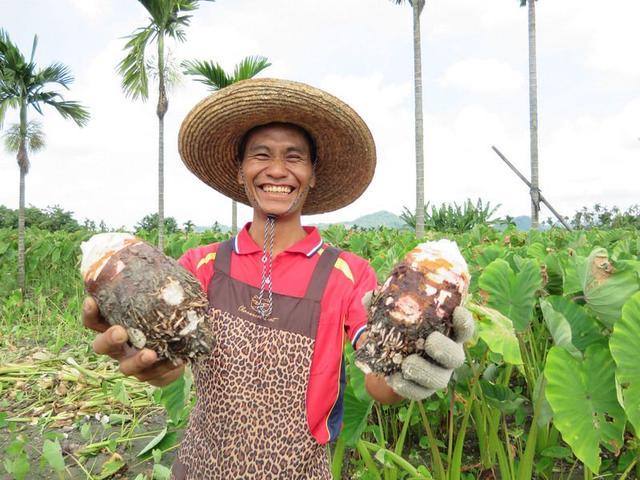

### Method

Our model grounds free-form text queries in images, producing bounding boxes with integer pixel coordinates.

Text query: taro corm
[80,233,213,365]
[355,240,470,376]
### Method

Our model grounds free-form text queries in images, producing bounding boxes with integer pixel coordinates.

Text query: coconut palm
[117,0,212,252]
[521,0,540,228]
[183,55,271,234]
[390,0,426,238]
[0,30,89,292]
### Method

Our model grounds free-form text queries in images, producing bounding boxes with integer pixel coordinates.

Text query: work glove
[385,306,475,401]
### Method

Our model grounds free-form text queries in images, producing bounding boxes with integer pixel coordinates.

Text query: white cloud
[538,0,640,81]
[66,0,112,22]
[440,58,525,93]
[540,97,640,213]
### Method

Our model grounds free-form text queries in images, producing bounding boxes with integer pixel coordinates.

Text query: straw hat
[178,78,376,215]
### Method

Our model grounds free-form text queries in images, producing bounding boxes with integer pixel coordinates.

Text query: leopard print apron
[171,239,339,479]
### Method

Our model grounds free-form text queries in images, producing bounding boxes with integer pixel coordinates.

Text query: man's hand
[82,297,185,387]
[386,306,475,401]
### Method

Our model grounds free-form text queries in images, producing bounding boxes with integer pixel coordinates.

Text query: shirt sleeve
[178,244,218,295]
[178,249,196,274]
[344,258,378,347]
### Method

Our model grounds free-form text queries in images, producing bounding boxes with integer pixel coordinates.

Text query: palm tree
[117,0,212,252]
[183,56,271,234]
[521,0,540,228]
[391,0,426,238]
[0,30,89,292]
[183,219,195,234]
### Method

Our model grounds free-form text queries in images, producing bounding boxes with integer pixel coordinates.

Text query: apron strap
[305,246,341,302]
[214,238,235,276]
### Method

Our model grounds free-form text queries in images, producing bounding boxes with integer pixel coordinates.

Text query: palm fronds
[117,26,155,100]
[42,98,90,126]
[117,1,213,99]
[182,59,231,90]
[233,56,271,82]
[3,121,46,154]
[34,62,74,89]
[0,30,88,125]
[182,56,270,91]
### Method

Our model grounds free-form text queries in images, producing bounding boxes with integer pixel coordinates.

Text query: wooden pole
[491,146,572,231]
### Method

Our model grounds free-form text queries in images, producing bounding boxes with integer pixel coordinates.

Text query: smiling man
[83,78,472,479]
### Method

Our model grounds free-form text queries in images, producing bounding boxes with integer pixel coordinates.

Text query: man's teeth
[262,185,292,194]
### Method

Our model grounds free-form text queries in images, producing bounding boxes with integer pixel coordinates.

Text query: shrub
[401,198,503,233]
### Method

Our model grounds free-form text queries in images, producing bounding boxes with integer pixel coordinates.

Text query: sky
[1,0,638,230]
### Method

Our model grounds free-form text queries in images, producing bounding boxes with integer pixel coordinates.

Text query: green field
[1,225,639,479]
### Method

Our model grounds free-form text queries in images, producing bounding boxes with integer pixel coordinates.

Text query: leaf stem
[417,401,447,480]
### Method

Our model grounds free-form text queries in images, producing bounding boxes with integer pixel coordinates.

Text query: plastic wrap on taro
[355,240,470,376]
[81,233,213,365]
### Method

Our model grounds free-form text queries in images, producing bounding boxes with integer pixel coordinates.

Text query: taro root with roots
[355,240,470,376]
[81,233,213,365]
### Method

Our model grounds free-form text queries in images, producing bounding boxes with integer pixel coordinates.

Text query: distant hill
[314,210,405,230]
[514,216,532,231]
[194,223,230,233]
[346,210,405,229]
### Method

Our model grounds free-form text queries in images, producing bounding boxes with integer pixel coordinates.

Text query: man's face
[238,124,315,218]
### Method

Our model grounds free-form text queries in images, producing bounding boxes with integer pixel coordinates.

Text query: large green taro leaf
[609,292,640,433]
[480,380,527,414]
[546,296,603,352]
[341,380,373,447]
[540,299,581,359]
[526,242,547,261]
[473,244,504,268]
[466,303,523,365]
[544,344,626,473]
[562,254,587,296]
[580,248,640,328]
[341,345,373,446]
[478,258,541,332]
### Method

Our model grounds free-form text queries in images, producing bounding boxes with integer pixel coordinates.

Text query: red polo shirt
[178,223,377,444]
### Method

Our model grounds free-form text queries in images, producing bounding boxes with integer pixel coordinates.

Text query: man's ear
[237,168,244,185]
[309,172,316,189]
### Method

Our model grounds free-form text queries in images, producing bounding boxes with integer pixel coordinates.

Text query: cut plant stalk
[360,440,431,479]
[331,435,347,479]
[356,440,382,480]
[417,401,446,480]
[390,400,415,480]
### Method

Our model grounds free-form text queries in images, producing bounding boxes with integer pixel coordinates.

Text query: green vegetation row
[1,225,640,479]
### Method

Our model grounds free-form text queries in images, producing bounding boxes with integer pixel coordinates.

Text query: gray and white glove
[386,306,475,401]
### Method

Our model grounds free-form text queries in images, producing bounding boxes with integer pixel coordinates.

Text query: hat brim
[178,78,376,215]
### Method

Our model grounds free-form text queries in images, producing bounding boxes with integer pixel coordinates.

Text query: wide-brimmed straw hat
[178,78,376,215]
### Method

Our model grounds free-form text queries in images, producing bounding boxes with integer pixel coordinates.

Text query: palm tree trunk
[156,34,168,252]
[231,200,238,234]
[17,103,29,293]
[528,0,540,228]
[412,0,426,239]
[17,165,26,293]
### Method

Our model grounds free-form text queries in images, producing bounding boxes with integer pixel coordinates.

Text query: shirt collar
[234,222,324,257]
